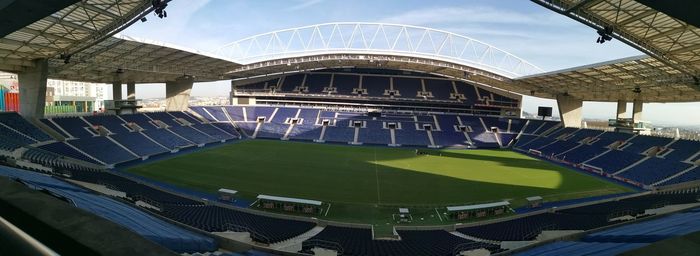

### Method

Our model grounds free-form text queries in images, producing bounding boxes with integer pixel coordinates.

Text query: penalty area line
[435,208,443,222]
[249,199,259,207]
[325,203,332,217]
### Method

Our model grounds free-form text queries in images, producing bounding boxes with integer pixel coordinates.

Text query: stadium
[1,1,700,256]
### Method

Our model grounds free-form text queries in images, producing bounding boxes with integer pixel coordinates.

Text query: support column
[616,100,627,119]
[633,99,644,124]
[556,94,583,128]
[112,81,122,100]
[126,82,136,100]
[18,58,48,118]
[165,76,194,111]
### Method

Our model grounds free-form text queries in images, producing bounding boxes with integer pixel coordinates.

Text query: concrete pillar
[126,82,136,100]
[556,94,583,128]
[112,81,122,100]
[633,99,644,124]
[18,58,48,118]
[165,76,194,111]
[616,100,627,119]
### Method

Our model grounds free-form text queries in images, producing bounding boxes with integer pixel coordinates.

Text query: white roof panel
[446,201,510,212]
[257,194,323,206]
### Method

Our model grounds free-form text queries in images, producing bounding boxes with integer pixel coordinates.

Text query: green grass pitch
[126,140,633,230]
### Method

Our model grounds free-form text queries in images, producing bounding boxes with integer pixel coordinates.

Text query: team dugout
[447,201,510,220]
[257,194,324,215]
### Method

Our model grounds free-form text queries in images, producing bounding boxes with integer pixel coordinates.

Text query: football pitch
[126,140,633,229]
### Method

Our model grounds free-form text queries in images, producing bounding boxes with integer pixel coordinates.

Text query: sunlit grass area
[126,140,633,225]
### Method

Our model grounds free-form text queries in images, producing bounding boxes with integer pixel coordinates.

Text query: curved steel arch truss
[217,22,542,78]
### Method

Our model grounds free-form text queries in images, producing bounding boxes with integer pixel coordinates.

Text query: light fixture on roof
[152,0,169,19]
[596,26,614,44]
[60,53,71,64]
[140,17,147,22]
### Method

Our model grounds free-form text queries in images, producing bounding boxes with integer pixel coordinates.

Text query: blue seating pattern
[83,115,131,134]
[67,136,137,164]
[119,113,158,129]
[302,226,502,255]
[233,70,520,108]
[169,125,217,145]
[518,207,700,256]
[38,141,99,164]
[51,117,95,138]
[142,128,193,149]
[358,121,391,145]
[145,112,182,127]
[0,166,217,253]
[158,204,316,244]
[109,132,169,157]
[0,113,52,141]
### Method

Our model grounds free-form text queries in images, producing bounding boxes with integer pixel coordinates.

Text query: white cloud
[378,6,562,27]
[288,0,324,11]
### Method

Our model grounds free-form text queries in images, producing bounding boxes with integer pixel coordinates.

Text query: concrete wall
[165,77,194,111]
[633,99,644,123]
[18,59,48,118]
[126,82,135,100]
[616,100,627,119]
[556,94,583,128]
[112,82,122,100]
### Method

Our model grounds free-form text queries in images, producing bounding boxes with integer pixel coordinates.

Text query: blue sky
[122,0,700,126]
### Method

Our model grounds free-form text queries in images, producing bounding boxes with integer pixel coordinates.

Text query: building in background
[0,71,109,114]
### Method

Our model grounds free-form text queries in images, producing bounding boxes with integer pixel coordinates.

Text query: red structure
[4,91,19,112]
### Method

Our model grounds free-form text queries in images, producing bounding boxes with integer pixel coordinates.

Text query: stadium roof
[48,35,240,83]
[0,0,153,73]
[531,0,700,84]
[218,22,543,79]
[516,55,700,102]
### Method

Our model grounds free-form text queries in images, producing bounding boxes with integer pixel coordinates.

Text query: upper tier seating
[170,111,203,124]
[109,132,169,157]
[233,71,521,108]
[168,125,217,145]
[51,117,95,138]
[38,141,99,164]
[120,113,159,129]
[145,112,182,127]
[363,76,389,97]
[662,139,700,162]
[622,135,674,154]
[142,128,194,150]
[83,115,131,134]
[618,158,693,185]
[67,136,138,164]
[658,166,700,186]
[40,118,70,137]
[0,113,52,141]
[424,79,453,100]
[192,124,236,141]
[280,74,304,92]
[393,77,421,99]
[305,73,331,93]
[0,124,38,146]
[586,150,646,174]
